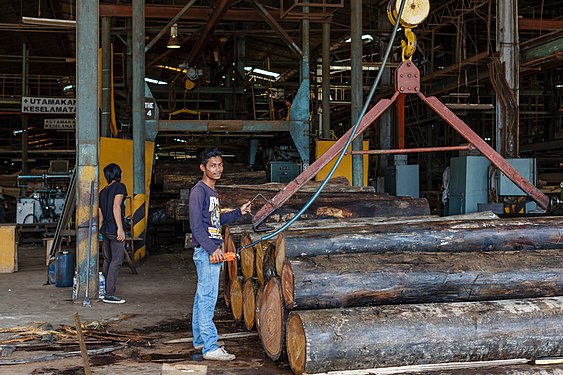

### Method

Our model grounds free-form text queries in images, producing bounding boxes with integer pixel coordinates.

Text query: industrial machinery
[16,173,71,224]
[265,145,301,183]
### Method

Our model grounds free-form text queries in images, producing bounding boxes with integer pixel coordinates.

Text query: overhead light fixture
[244,67,280,81]
[345,34,374,43]
[145,77,168,85]
[167,23,181,49]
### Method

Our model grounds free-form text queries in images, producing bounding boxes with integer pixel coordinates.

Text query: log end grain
[225,236,238,282]
[255,242,266,286]
[275,233,286,276]
[281,260,295,309]
[241,233,256,279]
[255,285,264,335]
[222,267,231,308]
[287,312,306,375]
[258,277,286,361]
[243,278,257,331]
[263,243,277,285]
[229,276,243,322]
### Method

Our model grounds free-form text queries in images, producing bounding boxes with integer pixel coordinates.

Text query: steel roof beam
[249,0,302,57]
[99,4,330,23]
[186,0,233,66]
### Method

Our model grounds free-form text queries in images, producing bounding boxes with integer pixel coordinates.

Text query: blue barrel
[55,250,75,287]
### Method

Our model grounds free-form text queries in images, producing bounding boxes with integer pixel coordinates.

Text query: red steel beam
[397,94,405,149]
[349,145,472,155]
[417,91,549,210]
[252,92,400,228]
[99,4,329,23]
[519,18,563,31]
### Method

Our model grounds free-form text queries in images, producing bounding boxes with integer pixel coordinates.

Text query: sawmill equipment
[251,0,550,231]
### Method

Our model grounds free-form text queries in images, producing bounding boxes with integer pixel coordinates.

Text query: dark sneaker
[102,295,126,304]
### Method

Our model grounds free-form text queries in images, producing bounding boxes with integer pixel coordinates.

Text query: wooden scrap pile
[222,214,563,374]
[0,315,149,366]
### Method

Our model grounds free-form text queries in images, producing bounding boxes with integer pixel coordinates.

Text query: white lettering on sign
[22,97,76,114]
[145,98,156,120]
[44,118,76,130]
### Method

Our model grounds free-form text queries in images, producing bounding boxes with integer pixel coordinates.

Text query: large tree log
[255,285,264,335]
[227,211,500,241]
[254,241,270,286]
[242,278,258,331]
[219,189,430,224]
[222,266,230,308]
[276,216,563,262]
[281,250,563,309]
[240,233,255,279]
[229,276,243,322]
[220,176,371,194]
[224,235,238,282]
[162,169,267,193]
[258,277,287,361]
[286,297,563,374]
[261,243,277,286]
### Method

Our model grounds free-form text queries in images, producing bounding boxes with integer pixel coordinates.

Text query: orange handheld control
[209,252,237,264]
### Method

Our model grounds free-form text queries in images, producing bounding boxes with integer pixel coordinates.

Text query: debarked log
[281,250,563,309]
[286,297,563,374]
[277,216,563,261]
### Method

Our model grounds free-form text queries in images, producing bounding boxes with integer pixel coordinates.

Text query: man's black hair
[103,163,122,184]
[199,148,222,165]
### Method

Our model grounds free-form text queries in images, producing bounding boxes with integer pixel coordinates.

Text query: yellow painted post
[132,193,147,262]
[0,224,17,273]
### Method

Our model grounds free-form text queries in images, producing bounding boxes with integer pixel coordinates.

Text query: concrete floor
[0,241,291,375]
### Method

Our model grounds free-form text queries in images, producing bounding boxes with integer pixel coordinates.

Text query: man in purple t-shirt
[189,148,251,361]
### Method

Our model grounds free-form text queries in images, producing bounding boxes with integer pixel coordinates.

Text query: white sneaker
[203,347,235,361]
[194,340,224,351]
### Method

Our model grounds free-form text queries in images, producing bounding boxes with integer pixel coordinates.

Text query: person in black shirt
[98,163,127,304]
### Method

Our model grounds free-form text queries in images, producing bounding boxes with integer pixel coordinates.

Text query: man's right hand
[210,248,224,263]
[116,228,126,242]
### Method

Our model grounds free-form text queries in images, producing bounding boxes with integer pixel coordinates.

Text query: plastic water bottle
[72,272,78,302]
[98,272,106,300]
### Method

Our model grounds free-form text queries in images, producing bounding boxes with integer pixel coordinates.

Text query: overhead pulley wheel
[387,0,430,29]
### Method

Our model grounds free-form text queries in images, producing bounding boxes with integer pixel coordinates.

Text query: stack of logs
[223,214,563,374]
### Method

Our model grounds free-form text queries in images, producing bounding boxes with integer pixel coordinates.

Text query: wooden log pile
[166,176,428,222]
[222,215,563,374]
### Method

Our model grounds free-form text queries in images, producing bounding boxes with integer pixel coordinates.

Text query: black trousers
[102,234,125,296]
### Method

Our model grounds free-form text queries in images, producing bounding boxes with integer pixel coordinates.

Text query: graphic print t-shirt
[188,181,242,255]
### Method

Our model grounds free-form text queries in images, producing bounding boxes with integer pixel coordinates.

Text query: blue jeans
[192,246,222,354]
